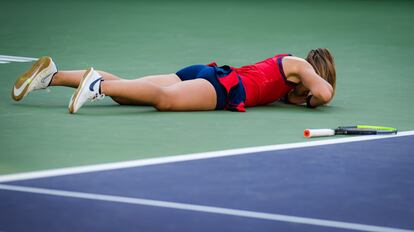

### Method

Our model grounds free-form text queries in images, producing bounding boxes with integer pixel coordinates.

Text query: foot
[68,67,105,114]
[11,56,57,101]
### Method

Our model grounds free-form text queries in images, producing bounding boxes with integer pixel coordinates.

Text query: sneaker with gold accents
[11,56,57,101]
[68,67,105,114]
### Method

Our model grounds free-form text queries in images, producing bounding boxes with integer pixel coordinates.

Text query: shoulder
[283,56,313,72]
[282,56,315,84]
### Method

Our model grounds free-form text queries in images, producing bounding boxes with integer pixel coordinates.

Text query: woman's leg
[137,74,181,86]
[50,70,122,88]
[108,74,182,105]
[51,70,182,105]
[51,71,181,88]
[101,78,217,111]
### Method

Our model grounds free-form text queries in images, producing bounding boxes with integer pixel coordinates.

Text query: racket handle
[304,129,335,138]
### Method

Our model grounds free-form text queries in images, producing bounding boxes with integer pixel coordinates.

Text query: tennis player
[11,48,336,113]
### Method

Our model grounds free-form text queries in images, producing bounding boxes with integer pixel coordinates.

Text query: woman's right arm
[296,62,333,107]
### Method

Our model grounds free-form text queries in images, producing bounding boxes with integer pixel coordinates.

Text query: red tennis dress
[208,54,297,112]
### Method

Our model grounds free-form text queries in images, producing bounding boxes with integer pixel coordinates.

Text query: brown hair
[305,48,336,93]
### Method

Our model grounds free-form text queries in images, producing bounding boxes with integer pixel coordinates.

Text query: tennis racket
[304,125,398,138]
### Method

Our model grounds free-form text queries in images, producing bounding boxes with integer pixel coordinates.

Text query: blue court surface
[0,133,413,232]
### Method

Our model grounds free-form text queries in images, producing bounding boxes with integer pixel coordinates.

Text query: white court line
[0,55,37,62]
[0,130,413,183]
[0,55,38,60]
[0,184,412,232]
[0,59,33,63]
[0,60,10,64]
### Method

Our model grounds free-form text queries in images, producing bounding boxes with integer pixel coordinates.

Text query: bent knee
[154,99,173,111]
[154,90,175,111]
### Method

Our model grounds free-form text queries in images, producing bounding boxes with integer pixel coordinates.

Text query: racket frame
[304,125,398,138]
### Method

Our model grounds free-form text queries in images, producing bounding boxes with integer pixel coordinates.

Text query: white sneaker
[68,67,105,114]
[11,56,57,101]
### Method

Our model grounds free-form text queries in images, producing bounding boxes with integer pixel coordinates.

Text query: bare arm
[296,62,333,107]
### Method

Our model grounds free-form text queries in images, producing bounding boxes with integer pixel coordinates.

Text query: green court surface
[1,0,413,174]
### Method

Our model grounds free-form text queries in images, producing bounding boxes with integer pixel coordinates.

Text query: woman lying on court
[11,48,336,113]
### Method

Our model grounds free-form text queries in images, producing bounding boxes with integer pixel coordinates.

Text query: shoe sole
[68,67,93,114]
[11,56,52,101]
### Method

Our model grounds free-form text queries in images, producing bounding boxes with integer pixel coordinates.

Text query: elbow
[321,84,334,103]
[316,88,333,104]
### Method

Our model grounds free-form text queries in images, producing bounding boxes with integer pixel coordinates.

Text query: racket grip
[304,129,335,138]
